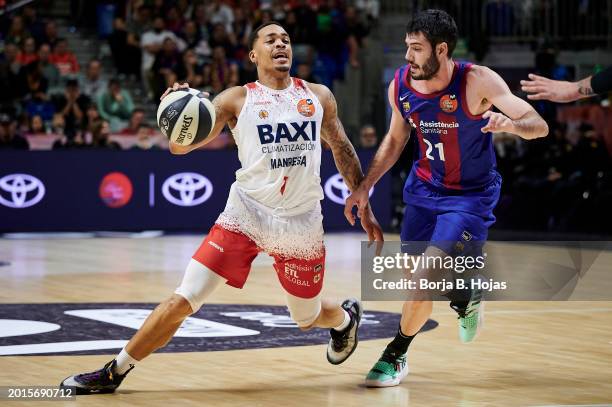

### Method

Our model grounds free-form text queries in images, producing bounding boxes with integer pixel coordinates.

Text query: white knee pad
[285,292,322,327]
[174,259,225,313]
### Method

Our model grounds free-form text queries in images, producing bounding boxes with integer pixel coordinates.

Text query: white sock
[115,348,138,375]
[333,309,351,331]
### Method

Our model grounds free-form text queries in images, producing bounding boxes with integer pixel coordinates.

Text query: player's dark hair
[407,9,458,58]
[248,21,287,50]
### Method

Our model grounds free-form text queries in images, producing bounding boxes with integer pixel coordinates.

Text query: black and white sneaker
[60,359,133,395]
[326,298,363,365]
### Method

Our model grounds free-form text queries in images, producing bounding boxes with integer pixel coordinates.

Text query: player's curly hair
[407,9,458,58]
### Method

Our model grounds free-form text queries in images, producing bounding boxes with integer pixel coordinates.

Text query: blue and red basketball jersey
[394,61,499,193]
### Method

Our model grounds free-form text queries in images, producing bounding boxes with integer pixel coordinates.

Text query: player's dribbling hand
[160,82,210,101]
[481,111,513,134]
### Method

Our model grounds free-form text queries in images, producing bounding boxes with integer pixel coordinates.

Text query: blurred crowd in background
[0,0,610,235]
[0,0,379,150]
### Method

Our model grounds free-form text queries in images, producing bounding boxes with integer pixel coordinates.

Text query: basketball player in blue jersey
[345,9,549,387]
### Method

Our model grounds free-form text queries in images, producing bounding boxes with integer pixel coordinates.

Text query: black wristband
[591,66,612,95]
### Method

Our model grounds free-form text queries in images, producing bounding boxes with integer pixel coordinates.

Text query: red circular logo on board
[297,98,315,117]
[99,172,133,208]
[440,94,458,113]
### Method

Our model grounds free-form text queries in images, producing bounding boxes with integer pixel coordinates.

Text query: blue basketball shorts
[400,174,501,256]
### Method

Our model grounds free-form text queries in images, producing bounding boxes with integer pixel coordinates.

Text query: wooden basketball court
[1,233,611,406]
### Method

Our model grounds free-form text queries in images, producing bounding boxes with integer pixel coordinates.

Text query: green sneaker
[451,286,484,343]
[365,349,409,388]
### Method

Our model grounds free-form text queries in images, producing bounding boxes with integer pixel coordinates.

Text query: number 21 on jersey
[423,139,445,161]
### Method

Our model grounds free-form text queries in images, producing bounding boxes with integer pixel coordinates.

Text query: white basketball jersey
[230,78,324,215]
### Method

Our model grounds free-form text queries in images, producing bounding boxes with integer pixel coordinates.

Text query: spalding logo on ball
[156,88,216,146]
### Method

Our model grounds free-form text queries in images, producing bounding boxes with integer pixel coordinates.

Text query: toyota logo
[324,173,373,205]
[0,173,46,208]
[162,172,213,207]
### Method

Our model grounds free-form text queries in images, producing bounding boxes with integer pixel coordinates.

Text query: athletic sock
[386,325,415,355]
[332,309,351,331]
[115,348,138,375]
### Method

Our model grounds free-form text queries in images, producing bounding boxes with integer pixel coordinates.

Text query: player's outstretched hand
[520,74,577,103]
[481,111,513,134]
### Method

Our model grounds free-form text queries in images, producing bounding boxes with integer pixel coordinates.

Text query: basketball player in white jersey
[60,22,384,394]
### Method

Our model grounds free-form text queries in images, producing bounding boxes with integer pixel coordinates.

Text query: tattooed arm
[521,67,612,103]
[520,73,593,103]
[311,83,364,191]
[164,83,245,155]
[577,76,595,97]
[310,82,383,242]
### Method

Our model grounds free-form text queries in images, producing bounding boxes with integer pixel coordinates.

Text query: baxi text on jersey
[257,121,317,145]
[270,156,307,169]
